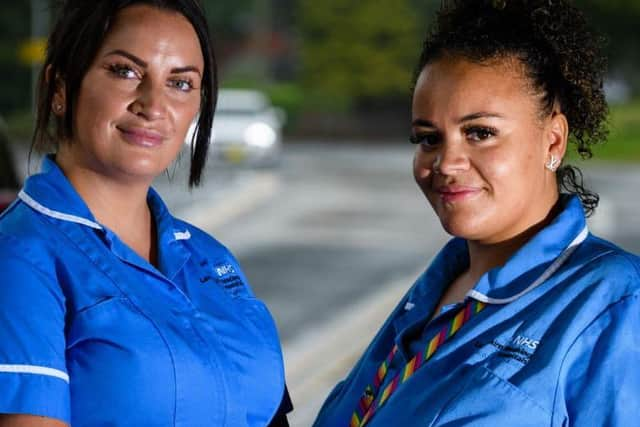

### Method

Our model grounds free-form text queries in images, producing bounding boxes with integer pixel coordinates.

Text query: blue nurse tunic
[0,156,290,426]
[313,195,640,426]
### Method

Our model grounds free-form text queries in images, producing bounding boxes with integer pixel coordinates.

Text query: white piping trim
[19,190,102,230]
[468,226,589,305]
[173,230,191,241]
[0,364,69,383]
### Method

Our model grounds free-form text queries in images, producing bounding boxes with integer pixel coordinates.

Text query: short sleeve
[0,237,70,423]
[556,293,640,426]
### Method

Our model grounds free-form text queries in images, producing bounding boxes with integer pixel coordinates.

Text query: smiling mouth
[435,187,482,203]
[117,127,164,148]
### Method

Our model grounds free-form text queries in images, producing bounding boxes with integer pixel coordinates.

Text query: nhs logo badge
[488,334,540,364]
[211,262,246,298]
[511,335,540,351]
[215,264,236,277]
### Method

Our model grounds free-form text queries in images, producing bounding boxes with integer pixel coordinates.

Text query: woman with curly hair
[313,1,640,426]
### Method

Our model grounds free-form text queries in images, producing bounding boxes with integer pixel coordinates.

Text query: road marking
[177,172,281,231]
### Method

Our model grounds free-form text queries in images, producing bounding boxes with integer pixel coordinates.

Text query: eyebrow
[411,118,436,128]
[457,112,504,123]
[105,49,202,76]
[412,112,504,128]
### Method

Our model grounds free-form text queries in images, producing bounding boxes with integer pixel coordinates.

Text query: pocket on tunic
[67,296,131,345]
[431,365,552,427]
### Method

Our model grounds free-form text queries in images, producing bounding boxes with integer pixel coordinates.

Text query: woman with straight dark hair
[314,1,640,426]
[0,1,291,426]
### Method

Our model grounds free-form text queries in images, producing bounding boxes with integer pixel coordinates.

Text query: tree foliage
[297,0,640,110]
[578,0,640,79]
[0,3,32,114]
[200,0,256,43]
[299,0,420,108]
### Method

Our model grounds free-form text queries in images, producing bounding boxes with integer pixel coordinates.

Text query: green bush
[568,99,640,162]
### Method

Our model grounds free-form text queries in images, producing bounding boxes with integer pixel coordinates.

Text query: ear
[544,106,569,169]
[46,65,66,116]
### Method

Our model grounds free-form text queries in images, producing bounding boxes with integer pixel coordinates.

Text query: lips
[117,126,165,147]
[434,185,482,203]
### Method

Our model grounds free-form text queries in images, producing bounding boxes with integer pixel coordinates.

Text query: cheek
[477,145,532,188]
[413,149,434,181]
[74,94,104,140]
[75,84,122,134]
[172,98,200,132]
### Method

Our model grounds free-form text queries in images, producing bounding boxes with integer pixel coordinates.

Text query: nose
[433,140,470,175]
[130,78,167,120]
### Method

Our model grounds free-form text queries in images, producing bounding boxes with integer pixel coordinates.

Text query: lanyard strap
[350,299,486,427]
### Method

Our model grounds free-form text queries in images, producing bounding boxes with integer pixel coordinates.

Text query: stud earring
[53,103,63,113]
[545,154,560,172]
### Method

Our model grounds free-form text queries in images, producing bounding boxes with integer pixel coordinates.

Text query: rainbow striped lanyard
[350,299,486,427]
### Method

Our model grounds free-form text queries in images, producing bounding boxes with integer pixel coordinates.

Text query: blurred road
[11,142,640,426]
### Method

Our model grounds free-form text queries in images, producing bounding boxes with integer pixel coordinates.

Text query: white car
[186,89,284,167]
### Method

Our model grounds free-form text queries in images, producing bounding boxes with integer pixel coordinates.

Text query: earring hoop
[545,154,560,172]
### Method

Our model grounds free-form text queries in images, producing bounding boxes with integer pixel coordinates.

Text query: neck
[464,200,561,287]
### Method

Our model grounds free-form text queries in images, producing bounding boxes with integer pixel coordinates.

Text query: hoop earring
[545,154,560,172]
[165,162,177,182]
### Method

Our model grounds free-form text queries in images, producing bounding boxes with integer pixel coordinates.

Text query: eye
[169,78,195,92]
[410,132,441,148]
[107,63,139,80]
[464,125,498,142]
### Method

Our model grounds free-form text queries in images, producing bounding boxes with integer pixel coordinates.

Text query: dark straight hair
[33,0,217,187]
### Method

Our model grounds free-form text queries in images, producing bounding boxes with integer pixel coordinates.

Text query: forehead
[413,56,538,116]
[98,4,203,62]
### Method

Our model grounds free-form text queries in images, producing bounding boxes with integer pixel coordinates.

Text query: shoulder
[554,233,640,348]
[0,231,65,318]
[171,217,231,255]
[572,233,640,295]
[0,229,57,272]
[0,197,48,237]
[0,205,67,300]
[0,201,62,271]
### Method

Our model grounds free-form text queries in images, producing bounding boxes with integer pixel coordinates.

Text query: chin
[114,159,167,181]
[438,215,487,240]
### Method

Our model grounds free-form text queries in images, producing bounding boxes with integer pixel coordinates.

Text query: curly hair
[415,0,609,216]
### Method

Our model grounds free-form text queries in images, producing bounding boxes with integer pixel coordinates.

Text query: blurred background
[1,1,639,425]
